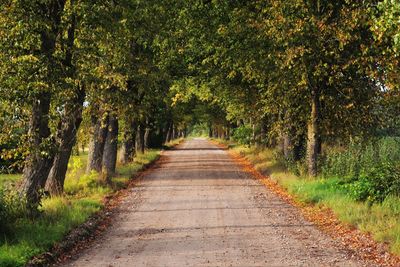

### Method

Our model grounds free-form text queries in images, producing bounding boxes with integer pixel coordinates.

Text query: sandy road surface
[64,138,364,267]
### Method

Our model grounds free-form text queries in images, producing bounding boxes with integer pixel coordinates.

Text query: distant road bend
[64,138,364,267]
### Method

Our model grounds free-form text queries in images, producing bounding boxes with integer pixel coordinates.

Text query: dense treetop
[0,0,399,211]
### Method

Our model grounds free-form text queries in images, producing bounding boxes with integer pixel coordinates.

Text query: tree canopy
[0,0,399,212]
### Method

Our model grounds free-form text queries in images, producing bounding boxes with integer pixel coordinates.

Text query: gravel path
[64,138,364,267]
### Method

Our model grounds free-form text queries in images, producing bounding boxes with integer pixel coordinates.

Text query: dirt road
[64,138,364,267]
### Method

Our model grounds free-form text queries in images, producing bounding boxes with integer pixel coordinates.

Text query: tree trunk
[165,122,173,143]
[144,118,150,149]
[307,90,320,177]
[260,118,268,147]
[19,0,67,214]
[120,118,136,164]
[226,127,230,140]
[283,133,292,159]
[45,8,82,195]
[102,114,118,182]
[45,87,85,195]
[144,127,150,149]
[136,123,145,154]
[20,92,54,212]
[172,127,176,140]
[86,112,109,173]
[208,126,213,138]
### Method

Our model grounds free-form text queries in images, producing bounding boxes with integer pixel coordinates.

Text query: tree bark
[45,87,85,195]
[136,123,145,154]
[102,114,118,182]
[144,118,150,149]
[283,133,292,159]
[172,127,176,140]
[120,118,136,164]
[20,92,54,212]
[307,89,320,177]
[86,112,109,173]
[165,122,173,143]
[144,127,150,149]
[260,118,268,147]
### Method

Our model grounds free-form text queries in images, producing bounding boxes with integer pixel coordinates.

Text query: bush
[323,138,400,179]
[322,138,400,203]
[0,190,8,236]
[345,162,400,203]
[0,188,26,237]
[232,125,253,146]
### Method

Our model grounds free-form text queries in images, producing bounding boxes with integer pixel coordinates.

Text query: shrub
[0,188,26,237]
[0,190,8,236]
[345,162,400,203]
[232,125,253,146]
[322,138,400,203]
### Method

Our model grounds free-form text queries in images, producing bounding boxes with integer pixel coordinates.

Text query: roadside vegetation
[215,135,400,255]
[0,149,163,267]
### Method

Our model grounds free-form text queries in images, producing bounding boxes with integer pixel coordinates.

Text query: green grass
[0,197,102,267]
[0,148,163,267]
[0,174,21,189]
[218,139,400,256]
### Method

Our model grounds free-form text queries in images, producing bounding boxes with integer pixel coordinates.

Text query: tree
[0,0,67,212]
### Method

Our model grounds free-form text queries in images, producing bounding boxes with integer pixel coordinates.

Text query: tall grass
[0,174,21,189]
[322,138,400,181]
[322,138,400,202]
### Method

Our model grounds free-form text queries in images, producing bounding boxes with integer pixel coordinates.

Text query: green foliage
[0,196,102,267]
[0,174,20,188]
[188,123,209,137]
[345,163,400,203]
[232,125,253,146]
[64,171,106,196]
[372,0,400,96]
[0,188,27,238]
[326,139,396,178]
[323,138,400,202]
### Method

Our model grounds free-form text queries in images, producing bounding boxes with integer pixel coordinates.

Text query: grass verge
[0,147,166,267]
